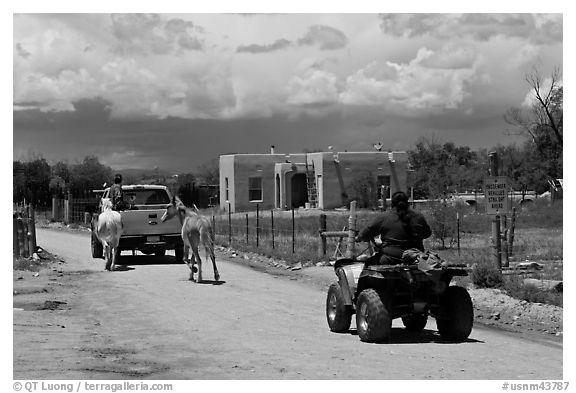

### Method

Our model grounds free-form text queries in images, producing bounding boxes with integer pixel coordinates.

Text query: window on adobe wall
[248,177,263,201]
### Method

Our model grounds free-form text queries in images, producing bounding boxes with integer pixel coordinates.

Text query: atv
[326,244,473,343]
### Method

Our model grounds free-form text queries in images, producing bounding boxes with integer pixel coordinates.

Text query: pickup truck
[90,185,184,261]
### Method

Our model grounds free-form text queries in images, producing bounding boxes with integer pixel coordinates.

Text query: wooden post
[508,207,516,258]
[28,205,36,252]
[256,204,260,248]
[501,215,509,267]
[292,207,295,253]
[271,210,275,250]
[13,219,20,256]
[489,152,502,269]
[228,204,232,246]
[456,211,460,256]
[345,201,357,259]
[318,213,327,258]
[18,219,28,258]
[245,213,249,245]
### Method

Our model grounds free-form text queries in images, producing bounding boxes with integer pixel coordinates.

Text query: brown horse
[161,196,220,283]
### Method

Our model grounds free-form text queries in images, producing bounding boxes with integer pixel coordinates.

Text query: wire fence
[209,203,493,263]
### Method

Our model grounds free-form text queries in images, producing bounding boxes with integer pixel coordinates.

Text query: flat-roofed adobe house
[219,146,408,213]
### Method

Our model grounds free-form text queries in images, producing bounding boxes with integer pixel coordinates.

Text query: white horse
[95,198,123,271]
[161,196,220,283]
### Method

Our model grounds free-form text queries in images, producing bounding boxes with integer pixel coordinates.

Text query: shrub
[471,263,504,288]
[503,275,563,307]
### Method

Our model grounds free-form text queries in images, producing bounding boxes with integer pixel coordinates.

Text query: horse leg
[183,244,195,281]
[206,245,219,281]
[104,243,112,271]
[111,244,119,271]
[192,245,202,283]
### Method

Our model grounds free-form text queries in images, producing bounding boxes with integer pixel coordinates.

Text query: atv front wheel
[326,282,353,333]
[402,313,428,332]
[436,286,474,342]
[356,289,392,343]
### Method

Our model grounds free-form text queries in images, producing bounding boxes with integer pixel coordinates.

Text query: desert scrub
[503,274,563,307]
[471,263,504,288]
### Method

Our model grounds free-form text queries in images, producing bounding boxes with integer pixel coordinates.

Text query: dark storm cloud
[236,24,348,54]
[15,43,31,59]
[236,38,292,53]
[379,14,562,45]
[297,25,348,50]
[110,14,204,55]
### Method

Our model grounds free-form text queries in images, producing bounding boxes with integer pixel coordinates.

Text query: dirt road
[13,228,563,380]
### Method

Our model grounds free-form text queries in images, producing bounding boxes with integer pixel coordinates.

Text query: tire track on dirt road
[13,228,563,379]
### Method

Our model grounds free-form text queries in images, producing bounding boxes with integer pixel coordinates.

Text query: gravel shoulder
[217,247,563,343]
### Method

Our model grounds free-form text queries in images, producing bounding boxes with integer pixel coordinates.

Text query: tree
[69,156,114,194]
[504,65,562,180]
[13,158,51,207]
[408,136,482,199]
[195,158,219,185]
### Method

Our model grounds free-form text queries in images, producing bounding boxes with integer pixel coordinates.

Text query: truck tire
[326,282,353,333]
[402,313,428,332]
[436,286,474,342]
[175,245,184,263]
[356,289,392,343]
[91,232,103,259]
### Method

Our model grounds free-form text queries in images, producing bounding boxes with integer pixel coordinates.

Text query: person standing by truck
[110,174,127,211]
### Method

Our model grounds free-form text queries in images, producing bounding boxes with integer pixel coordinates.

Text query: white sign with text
[484,176,509,215]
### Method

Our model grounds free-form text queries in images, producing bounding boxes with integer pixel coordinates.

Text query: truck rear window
[124,189,170,205]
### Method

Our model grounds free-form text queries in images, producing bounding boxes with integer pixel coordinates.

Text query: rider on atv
[356,191,432,265]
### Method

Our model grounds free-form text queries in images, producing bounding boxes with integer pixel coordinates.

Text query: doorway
[291,173,308,208]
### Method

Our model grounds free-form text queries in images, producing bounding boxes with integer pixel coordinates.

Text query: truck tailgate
[120,208,181,236]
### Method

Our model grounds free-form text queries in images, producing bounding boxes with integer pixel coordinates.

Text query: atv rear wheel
[91,232,103,259]
[402,313,428,332]
[436,286,474,342]
[326,282,353,333]
[356,289,392,343]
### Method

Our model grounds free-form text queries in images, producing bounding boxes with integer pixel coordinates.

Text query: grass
[211,200,563,306]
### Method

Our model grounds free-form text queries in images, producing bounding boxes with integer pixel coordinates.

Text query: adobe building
[219,147,408,213]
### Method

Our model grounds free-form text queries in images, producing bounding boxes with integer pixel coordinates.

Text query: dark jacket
[109,184,124,210]
[357,209,432,257]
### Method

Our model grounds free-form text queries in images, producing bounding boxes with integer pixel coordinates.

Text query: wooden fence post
[292,207,295,253]
[256,204,260,248]
[13,219,20,256]
[245,213,249,245]
[271,210,275,250]
[456,211,460,256]
[318,214,327,258]
[28,205,37,252]
[17,218,28,258]
[345,201,357,259]
[228,205,232,246]
[489,152,502,270]
[508,207,516,258]
[501,215,509,267]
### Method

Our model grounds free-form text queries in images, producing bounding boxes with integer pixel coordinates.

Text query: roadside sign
[484,176,509,215]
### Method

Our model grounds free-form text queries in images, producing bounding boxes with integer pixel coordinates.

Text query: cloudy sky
[13,13,563,173]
